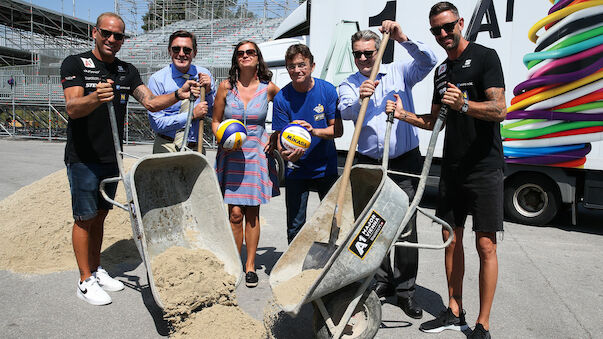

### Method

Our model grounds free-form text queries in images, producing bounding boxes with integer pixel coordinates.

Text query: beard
[439,33,461,51]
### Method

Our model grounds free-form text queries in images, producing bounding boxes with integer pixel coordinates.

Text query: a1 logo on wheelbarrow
[349,210,386,259]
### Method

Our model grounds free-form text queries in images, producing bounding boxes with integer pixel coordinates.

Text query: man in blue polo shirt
[148,30,215,153]
[272,43,343,243]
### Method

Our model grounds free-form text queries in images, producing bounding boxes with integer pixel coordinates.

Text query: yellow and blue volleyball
[216,119,247,150]
[280,123,311,151]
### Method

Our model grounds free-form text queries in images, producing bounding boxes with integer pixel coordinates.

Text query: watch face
[461,103,468,113]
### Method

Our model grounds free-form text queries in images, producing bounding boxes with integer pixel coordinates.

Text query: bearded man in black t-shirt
[60,12,200,306]
[386,2,506,338]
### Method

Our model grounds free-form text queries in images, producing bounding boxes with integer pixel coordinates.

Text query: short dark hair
[285,44,314,65]
[429,2,460,19]
[168,30,198,54]
[228,40,272,87]
[96,12,125,32]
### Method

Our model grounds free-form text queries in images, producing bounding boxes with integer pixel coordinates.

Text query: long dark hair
[228,40,272,88]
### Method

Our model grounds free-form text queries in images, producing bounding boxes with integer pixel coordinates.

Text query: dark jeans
[356,147,422,298]
[285,174,338,243]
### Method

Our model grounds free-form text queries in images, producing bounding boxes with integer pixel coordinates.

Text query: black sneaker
[419,308,469,333]
[469,323,491,339]
[245,271,258,288]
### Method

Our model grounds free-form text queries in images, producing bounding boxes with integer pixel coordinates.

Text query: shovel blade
[302,242,338,270]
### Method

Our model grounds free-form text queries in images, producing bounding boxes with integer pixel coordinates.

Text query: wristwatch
[460,96,469,114]
[174,89,181,100]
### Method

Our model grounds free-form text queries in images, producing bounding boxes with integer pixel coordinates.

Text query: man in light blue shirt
[338,20,437,320]
[148,30,215,153]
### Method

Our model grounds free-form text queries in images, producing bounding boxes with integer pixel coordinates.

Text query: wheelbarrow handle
[99,176,129,211]
[394,206,454,250]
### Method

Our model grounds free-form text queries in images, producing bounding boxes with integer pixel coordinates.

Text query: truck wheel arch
[503,171,562,226]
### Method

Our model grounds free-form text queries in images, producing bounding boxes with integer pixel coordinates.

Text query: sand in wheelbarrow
[151,246,265,338]
[272,269,323,307]
[0,159,138,274]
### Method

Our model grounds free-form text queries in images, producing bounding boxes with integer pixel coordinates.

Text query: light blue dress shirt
[338,40,437,159]
[147,63,216,142]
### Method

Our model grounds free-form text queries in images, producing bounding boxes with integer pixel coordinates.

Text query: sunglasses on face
[352,50,376,59]
[236,49,257,57]
[97,27,125,41]
[430,19,459,36]
[171,46,193,55]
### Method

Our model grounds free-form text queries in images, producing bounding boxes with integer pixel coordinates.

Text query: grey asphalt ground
[1,138,602,338]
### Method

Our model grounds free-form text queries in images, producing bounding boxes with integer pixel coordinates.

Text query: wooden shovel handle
[197,87,206,153]
[334,31,390,228]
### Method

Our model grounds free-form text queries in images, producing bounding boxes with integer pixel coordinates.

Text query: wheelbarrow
[269,100,453,338]
[99,92,243,309]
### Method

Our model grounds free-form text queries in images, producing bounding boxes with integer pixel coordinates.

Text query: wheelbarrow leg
[315,276,374,339]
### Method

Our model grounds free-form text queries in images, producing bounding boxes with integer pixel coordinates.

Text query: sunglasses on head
[97,27,124,41]
[352,50,376,59]
[236,49,257,57]
[171,46,193,55]
[430,19,459,36]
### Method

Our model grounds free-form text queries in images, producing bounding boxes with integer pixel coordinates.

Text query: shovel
[302,31,391,270]
[179,89,197,151]
[197,87,206,153]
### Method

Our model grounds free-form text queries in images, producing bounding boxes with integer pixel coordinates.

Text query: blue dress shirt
[338,40,437,159]
[147,63,216,142]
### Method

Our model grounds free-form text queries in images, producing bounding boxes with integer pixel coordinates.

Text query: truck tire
[313,284,381,339]
[504,173,561,225]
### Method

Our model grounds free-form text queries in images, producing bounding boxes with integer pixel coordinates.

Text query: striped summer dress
[215,81,280,206]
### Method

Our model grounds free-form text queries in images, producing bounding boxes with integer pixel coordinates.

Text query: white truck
[259,0,603,226]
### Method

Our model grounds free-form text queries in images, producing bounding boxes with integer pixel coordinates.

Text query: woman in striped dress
[212,40,280,287]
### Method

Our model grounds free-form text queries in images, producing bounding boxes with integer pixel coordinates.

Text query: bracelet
[174,89,181,100]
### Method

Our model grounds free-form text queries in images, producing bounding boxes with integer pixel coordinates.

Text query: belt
[157,133,197,147]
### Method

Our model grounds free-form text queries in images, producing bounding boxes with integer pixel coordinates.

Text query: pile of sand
[151,246,266,338]
[0,160,137,274]
[173,304,265,339]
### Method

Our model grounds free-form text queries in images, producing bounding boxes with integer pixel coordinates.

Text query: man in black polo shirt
[61,12,199,306]
[386,2,506,338]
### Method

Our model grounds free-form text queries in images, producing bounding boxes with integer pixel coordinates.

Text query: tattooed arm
[132,80,200,112]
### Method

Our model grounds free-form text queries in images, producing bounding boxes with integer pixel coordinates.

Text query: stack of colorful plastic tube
[502,0,603,167]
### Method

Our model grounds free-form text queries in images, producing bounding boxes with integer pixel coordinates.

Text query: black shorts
[436,168,504,233]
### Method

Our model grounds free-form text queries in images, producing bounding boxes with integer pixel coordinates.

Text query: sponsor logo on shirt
[115,85,130,90]
[83,69,100,74]
[85,82,97,88]
[81,58,95,68]
[117,65,125,72]
[462,59,472,68]
[84,76,100,81]
[313,104,324,113]
[437,63,447,76]
[120,94,127,103]
[314,113,325,121]
[61,75,76,83]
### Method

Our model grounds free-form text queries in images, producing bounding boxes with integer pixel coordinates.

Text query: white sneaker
[94,266,125,292]
[77,276,112,306]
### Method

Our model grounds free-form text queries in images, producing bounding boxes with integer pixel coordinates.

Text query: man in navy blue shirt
[272,44,343,243]
[147,30,215,153]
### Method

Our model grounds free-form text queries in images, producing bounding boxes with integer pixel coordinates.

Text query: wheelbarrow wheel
[313,284,381,339]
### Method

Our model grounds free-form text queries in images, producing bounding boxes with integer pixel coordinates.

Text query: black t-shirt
[60,51,143,164]
[432,42,505,171]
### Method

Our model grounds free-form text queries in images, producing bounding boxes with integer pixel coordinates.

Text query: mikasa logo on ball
[281,123,311,151]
